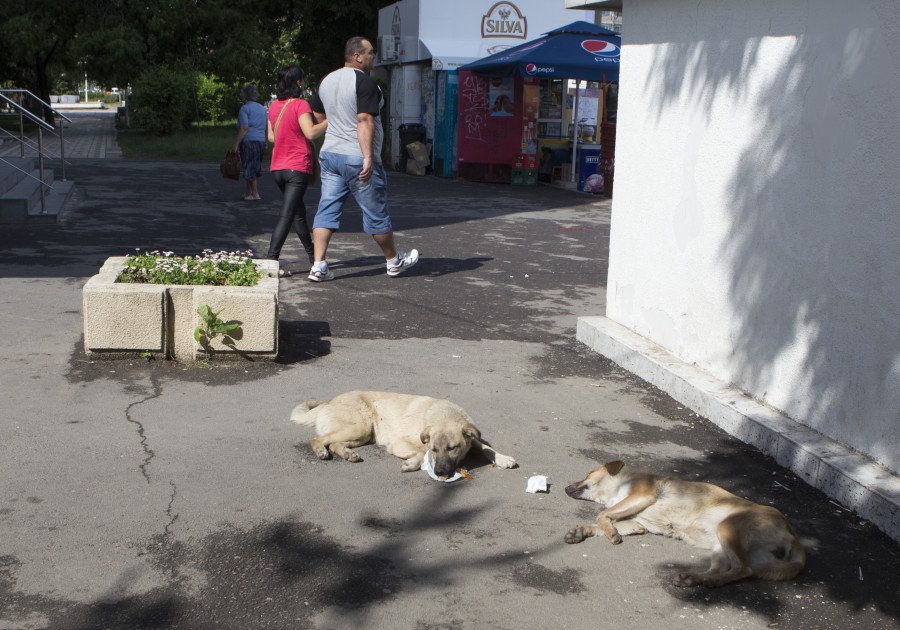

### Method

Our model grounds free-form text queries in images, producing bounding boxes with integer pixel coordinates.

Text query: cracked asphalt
[1,159,898,629]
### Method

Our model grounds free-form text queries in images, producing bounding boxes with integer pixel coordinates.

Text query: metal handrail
[0,89,73,126]
[0,127,61,158]
[0,155,51,186]
[0,89,72,180]
[0,94,56,131]
[0,91,70,215]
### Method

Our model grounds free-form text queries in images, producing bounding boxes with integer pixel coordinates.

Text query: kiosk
[459,21,620,192]
[375,1,593,175]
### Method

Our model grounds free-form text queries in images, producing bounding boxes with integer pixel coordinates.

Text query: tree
[1,0,387,124]
[0,0,85,122]
[277,0,379,86]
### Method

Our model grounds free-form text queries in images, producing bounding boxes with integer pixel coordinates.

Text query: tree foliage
[130,65,194,135]
[195,74,239,124]
[0,0,85,121]
[276,0,379,85]
[1,0,385,126]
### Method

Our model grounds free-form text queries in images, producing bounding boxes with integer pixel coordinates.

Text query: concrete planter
[83,256,279,362]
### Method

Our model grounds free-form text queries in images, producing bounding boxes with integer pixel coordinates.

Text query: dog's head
[565,460,627,504]
[421,423,481,479]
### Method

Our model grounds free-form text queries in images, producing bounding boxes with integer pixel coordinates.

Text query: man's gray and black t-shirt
[314,67,385,161]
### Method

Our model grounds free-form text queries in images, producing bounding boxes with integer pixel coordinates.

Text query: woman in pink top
[265,65,328,276]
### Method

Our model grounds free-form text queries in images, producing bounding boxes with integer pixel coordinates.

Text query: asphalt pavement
[0,111,898,629]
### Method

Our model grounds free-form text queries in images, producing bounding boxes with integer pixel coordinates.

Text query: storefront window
[538,79,565,138]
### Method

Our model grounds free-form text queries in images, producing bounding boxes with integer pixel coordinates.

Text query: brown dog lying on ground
[291,391,518,479]
[564,460,806,587]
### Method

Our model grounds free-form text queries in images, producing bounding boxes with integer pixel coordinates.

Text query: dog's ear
[420,428,430,444]
[605,460,625,476]
[462,423,481,441]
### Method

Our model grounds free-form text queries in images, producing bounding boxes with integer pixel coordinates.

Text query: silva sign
[482,2,527,39]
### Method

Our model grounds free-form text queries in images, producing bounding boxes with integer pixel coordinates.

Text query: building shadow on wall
[630,6,899,624]
[636,4,899,469]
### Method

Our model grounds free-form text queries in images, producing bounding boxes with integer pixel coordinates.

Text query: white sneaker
[307,263,334,282]
[387,249,419,277]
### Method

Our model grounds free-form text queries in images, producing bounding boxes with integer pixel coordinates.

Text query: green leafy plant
[193,304,241,357]
[195,73,239,124]
[116,249,262,286]
[130,64,193,134]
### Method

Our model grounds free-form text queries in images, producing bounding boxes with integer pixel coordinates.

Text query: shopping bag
[219,150,241,180]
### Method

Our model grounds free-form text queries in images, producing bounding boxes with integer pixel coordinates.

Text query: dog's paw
[343,450,363,463]
[493,454,517,469]
[606,531,623,545]
[688,572,741,588]
[673,573,702,588]
[312,446,331,460]
[564,527,588,544]
[400,455,422,472]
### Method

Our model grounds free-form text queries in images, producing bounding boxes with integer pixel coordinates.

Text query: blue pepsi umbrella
[459,21,621,83]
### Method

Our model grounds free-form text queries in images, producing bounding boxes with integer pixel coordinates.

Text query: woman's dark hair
[275,65,305,100]
[240,84,259,102]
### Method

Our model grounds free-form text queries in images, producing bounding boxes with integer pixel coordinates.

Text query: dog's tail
[754,538,807,581]
[290,400,326,425]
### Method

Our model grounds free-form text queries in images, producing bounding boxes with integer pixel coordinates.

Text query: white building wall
[607,0,900,472]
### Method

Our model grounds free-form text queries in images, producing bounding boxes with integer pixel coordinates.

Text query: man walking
[308,36,419,282]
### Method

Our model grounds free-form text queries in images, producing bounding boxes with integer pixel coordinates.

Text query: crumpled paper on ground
[526,475,548,493]
[422,450,464,483]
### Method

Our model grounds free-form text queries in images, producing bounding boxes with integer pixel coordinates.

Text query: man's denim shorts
[314,151,392,234]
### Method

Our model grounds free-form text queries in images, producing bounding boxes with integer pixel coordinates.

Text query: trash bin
[398,123,426,172]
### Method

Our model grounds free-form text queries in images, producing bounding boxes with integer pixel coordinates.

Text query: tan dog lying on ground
[564,460,806,587]
[291,391,518,479]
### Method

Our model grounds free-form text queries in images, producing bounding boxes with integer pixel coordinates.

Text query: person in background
[232,84,267,201]
[538,146,554,183]
[307,36,419,282]
[265,65,327,276]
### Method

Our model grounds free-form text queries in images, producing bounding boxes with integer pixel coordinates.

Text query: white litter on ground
[526,475,548,493]
[422,450,464,483]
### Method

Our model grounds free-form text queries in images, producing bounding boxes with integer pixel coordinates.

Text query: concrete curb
[577,315,900,542]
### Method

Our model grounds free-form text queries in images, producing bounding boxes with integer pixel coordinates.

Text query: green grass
[116,121,274,161]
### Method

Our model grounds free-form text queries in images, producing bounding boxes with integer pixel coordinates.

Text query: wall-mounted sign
[481,2,527,40]
[489,76,515,116]
[391,6,401,36]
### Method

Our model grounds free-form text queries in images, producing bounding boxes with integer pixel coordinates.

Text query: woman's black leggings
[267,169,314,263]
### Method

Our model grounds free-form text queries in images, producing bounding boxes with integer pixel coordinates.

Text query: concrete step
[28,180,75,224]
[0,158,35,195]
[0,169,53,223]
